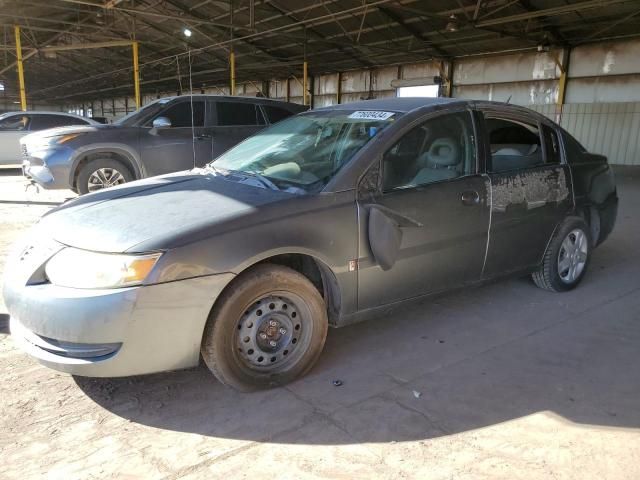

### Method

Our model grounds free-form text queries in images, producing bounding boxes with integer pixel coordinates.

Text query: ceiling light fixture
[445,14,459,33]
[183,28,192,38]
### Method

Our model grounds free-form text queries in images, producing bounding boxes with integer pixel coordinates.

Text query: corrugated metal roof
[1,0,639,103]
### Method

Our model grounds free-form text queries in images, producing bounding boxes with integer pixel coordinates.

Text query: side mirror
[367,205,423,271]
[152,116,171,128]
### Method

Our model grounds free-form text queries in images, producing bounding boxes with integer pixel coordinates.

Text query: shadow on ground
[75,254,640,444]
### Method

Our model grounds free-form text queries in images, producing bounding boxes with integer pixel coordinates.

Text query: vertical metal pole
[303,60,308,106]
[14,25,26,111]
[230,0,235,96]
[336,71,342,104]
[302,27,308,106]
[230,51,236,95]
[445,60,453,97]
[556,47,570,123]
[132,41,141,109]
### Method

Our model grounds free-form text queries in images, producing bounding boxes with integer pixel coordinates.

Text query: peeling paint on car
[491,168,569,213]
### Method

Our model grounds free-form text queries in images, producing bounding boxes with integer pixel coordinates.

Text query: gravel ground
[1,167,639,479]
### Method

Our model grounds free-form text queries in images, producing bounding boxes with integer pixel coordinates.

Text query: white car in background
[0,111,98,166]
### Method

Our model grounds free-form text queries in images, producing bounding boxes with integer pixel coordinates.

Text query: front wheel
[77,158,133,195]
[201,264,328,391]
[532,217,591,292]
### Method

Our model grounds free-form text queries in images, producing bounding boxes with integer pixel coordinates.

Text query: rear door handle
[461,190,480,206]
[195,134,212,140]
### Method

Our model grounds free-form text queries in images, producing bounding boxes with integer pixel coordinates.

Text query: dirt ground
[1,167,639,479]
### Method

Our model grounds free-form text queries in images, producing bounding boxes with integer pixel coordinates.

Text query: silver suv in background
[0,111,97,166]
[21,95,307,194]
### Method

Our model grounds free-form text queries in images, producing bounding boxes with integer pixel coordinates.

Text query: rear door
[357,109,490,309]
[210,100,266,158]
[0,114,30,165]
[478,108,572,277]
[140,98,212,176]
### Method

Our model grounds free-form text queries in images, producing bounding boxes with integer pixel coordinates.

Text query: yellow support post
[132,41,141,109]
[14,25,27,111]
[230,50,236,95]
[303,60,308,106]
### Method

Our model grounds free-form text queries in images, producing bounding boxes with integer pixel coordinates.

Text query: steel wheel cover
[235,292,312,371]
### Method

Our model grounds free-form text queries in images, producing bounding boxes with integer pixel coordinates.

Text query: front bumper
[22,145,75,190]
[4,241,235,377]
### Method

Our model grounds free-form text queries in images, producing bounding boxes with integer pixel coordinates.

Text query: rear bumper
[596,192,618,246]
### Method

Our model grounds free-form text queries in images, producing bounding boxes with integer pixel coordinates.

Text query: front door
[357,110,490,310]
[479,111,572,277]
[140,99,213,176]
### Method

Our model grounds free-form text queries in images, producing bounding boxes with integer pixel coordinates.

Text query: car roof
[0,110,99,124]
[1,110,86,116]
[158,95,304,107]
[315,97,548,119]
[318,97,467,113]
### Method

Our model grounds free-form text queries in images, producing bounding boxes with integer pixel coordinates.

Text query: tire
[532,216,591,292]
[201,264,328,391]
[77,158,133,195]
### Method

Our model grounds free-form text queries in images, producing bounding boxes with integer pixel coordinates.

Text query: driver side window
[382,112,475,191]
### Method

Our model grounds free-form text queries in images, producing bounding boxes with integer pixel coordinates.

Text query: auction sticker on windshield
[348,111,395,120]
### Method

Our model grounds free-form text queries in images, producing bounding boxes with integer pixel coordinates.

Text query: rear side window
[30,115,88,130]
[263,105,293,124]
[0,115,30,131]
[216,101,263,126]
[157,100,205,128]
[542,125,562,164]
[484,116,544,172]
[563,131,588,163]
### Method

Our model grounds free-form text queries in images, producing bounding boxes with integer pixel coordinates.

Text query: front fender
[69,143,144,185]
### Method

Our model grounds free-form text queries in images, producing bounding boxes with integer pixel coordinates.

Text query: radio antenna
[188,48,196,170]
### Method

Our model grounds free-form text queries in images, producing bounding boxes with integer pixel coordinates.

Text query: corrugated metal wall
[531,103,640,165]
[66,38,640,165]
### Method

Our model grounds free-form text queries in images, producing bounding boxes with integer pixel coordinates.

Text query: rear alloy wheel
[532,217,591,292]
[201,264,328,391]
[77,158,133,195]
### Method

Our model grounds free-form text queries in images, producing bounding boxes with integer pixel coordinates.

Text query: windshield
[114,98,173,126]
[212,109,398,193]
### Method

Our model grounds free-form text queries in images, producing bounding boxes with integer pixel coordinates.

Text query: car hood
[39,171,295,253]
[20,124,117,144]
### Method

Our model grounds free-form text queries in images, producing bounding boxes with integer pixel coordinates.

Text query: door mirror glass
[152,116,172,128]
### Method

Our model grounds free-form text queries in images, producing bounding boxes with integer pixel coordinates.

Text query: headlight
[52,133,83,145]
[45,248,162,289]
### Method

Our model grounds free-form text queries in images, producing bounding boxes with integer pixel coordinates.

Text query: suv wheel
[532,216,591,292]
[77,158,133,195]
[201,264,328,391]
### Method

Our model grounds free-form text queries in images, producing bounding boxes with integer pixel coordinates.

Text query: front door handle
[461,190,480,206]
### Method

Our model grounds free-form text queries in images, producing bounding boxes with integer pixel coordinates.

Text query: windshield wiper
[205,165,280,191]
[242,170,280,191]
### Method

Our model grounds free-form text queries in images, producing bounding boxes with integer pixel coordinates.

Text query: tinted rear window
[216,101,263,126]
[263,105,294,124]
